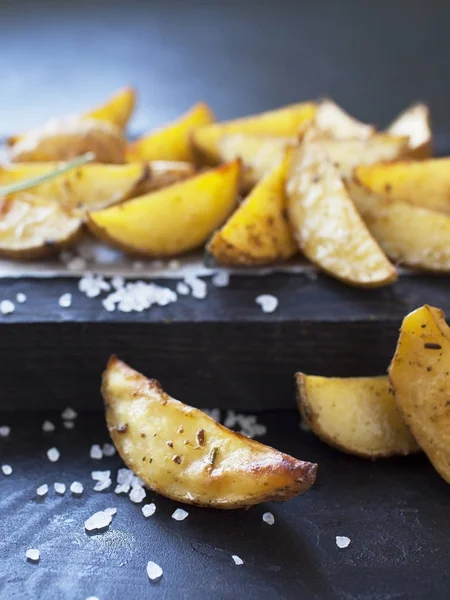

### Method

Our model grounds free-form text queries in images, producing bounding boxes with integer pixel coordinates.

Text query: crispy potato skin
[103,356,317,509]
[296,373,420,459]
[389,305,450,484]
[88,161,240,257]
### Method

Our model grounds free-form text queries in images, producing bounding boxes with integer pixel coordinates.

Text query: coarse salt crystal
[111,275,125,290]
[90,444,103,460]
[212,271,229,287]
[129,486,146,503]
[93,478,112,492]
[168,259,181,270]
[102,443,116,457]
[0,425,11,437]
[104,507,117,517]
[54,482,66,495]
[58,293,72,308]
[63,421,74,430]
[262,512,275,525]
[232,555,244,565]
[36,484,48,497]
[61,407,77,420]
[92,470,111,481]
[142,503,156,518]
[2,464,12,475]
[70,481,83,495]
[0,300,15,315]
[255,294,278,313]
[84,511,112,532]
[47,447,60,462]
[117,468,134,486]
[26,549,40,562]
[16,293,27,303]
[115,483,130,495]
[203,408,221,422]
[172,508,189,521]
[42,420,55,433]
[336,536,351,548]
[146,561,163,582]
[184,275,207,299]
[67,257,87,271]
[176,282,189,296]
[131,475,145,489]
[79,273,110,298]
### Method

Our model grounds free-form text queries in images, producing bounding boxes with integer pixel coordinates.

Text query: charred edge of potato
[208,231,279,266]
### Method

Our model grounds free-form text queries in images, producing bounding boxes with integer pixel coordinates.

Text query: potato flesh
[208,154,297,264]
[88,161,240,257]
[286,144,397,287]
[389,305,450,483]
[355,159,450,214]
[85,86,136,131]
[127,102,215,162]
[348,179,450,271]
[103,357,317,508]
[297,374,419,458]
[387,103,432,159]
[314,99,374,140]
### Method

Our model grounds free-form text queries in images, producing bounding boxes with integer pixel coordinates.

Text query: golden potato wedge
[0,193,82,259]
[127,102,215,162]
[347,178,450,271]
[389,305,450,483]
[208,154,297,265]
[133,160,195,195]
[85,86,136,131]
[9,117,125,164]
[192,102,316,164]
[103,356,317,508]
[314,99,375,140]
[355,158,450,214]
[296,373,419,459]
[88,161,240,257]
[218,134,293,191]
[387,103,432,159]
[286,143,397,287]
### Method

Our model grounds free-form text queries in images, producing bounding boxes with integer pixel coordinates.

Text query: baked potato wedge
[192,102,316,164]
[218,134,293,191]
[286,143,397,287]
[387,103,432,159]
[389,305,450,483]
[314,99,374,140]
[0,193,82,259]
[85,86,136,131]
[103,356,317,508]
[347,178,450,271]
[296,373,419,459]
[208,153,297,265]
[88,161,240,257]
[127,102,215,162]
[9,117,125,164]
[355,158,450,214]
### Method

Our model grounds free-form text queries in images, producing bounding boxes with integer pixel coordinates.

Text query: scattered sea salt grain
[255,294,278,313]
[90,444,103,460]
[172,508,189,521]
[79,273,111,298]
[223,410,267,438]
[42,420,55,433]
[146,561,163,582]
[168,259,181,270]
[47,447,60,462]
[58,293,72,308]
[142,503,156,518]
[129,486,146,503]
[67,257,87,272]
[104,507,117,517]
[63,421,75,430]
[111,275,125,290]
[117,468,134,486]
[232,555,244,565]
[2,465,12,476]
[102,443,116,457]
[0,425,11,437]
[36,484,49,497]
[70,481,83,495]
[115,483,130,495]
[0,300,15,315]
[92,470,111,481]
[16,293,27,304]
[131,475,145,489]
[203,408,221,422]
[84,511,112,532]
[61,407,77,420]
[54,483,66,495]
[176,282,189,296]
[262,512,275,525]
[94,478,112,492]
[102,280,177,313]
[184,275,207,299]
[26,549,40,562]
[212,271,229,287]
[336,536,351,549]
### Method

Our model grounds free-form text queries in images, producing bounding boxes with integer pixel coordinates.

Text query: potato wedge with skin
[85,86,136,131]
[387,103,432,159]
[296,374,419,459]
[347,178,450,271]
[103,356,317,508]
[9,117,125,164]
[208,154,297,265]
[315,99,375,140]
[286,144,397,287]
[355,158,450,214]
[88,161,240,257]
[127,102,215,162]
[0,193,82,259]
[389,305,450,483]
[192,102,316,164]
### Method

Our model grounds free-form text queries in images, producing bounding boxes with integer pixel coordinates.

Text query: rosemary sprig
[0,152,95,197]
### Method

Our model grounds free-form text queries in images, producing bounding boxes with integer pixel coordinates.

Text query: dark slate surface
[1,410,449,600]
